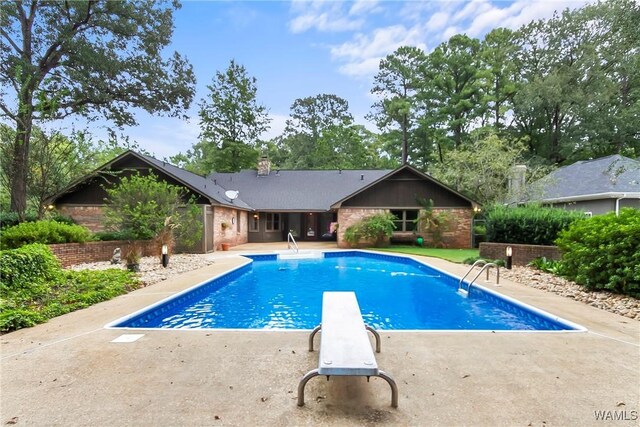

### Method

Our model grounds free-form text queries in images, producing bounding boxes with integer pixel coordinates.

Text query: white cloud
[260,113,289,141]
[329,25,427,78]
[349,0,382,16]
[425,12,450,32]
[288,1,367,33]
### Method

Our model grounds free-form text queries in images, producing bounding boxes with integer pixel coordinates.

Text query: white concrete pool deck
[1,244,638,426]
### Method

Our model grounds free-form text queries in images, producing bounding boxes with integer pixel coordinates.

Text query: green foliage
[0,211,38,229]
[191,60,271,173]
[282,94,354,169]
[343,213,397,247]
[2,0,195,216]
[529,257,564,275]
[556,208,640,296]
[414,198,453,247]
[0,267,141,333]
[103,172,202,248]
[0,211,75,230]
[485,205,584,245]
[0,244,61,291]
[431,132,527,204]
[0,220,92,249]
[93,230,135,241]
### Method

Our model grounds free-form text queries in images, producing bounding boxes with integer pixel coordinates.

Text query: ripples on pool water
[120,254,572,331]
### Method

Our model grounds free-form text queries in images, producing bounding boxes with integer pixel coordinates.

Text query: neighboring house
[51,150,478,252]
[518,154,640,215]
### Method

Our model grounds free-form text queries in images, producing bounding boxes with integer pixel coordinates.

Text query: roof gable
[332,165,477,209]
[52,150,252,210]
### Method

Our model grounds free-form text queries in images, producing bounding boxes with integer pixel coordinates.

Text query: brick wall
[336,208,388,248]
[49,240,159,267]
[58,205,106,232]
[479,242,561,266]
[433,208,473,249]
[337,207,473,249]
[213,206,248,250]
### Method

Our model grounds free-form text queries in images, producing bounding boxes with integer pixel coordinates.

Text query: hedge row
[486,205,584,245]
[0,220,92,249]
[556,208,640,297]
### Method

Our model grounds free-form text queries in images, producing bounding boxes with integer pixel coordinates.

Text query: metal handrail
[458,260,500,295]
[287,232,299,253]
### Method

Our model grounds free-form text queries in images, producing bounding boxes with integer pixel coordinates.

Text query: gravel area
[69,254,639,321]
[501,266,640,321]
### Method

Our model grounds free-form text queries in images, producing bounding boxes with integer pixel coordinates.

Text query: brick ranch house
[51,150,479,252]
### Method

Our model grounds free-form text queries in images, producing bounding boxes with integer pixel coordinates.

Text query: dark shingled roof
[138,153,253,210]
[208,169,392,211]
[527,154,640,202]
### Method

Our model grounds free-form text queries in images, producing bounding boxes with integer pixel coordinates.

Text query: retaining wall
[49,240,159,268]
[479,242,561,266]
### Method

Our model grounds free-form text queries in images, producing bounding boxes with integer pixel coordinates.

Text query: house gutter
[539,192,640,204]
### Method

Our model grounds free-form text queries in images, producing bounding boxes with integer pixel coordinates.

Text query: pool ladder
[287,232,299,253]
[458,260,500,297]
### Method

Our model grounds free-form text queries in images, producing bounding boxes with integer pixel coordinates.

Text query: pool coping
[104,249,587,333]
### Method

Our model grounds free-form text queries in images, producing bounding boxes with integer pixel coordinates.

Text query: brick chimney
[257,155,270,177]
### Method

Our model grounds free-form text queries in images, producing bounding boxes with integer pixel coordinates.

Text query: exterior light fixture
[505,246,513,270]
[161,244,169,268]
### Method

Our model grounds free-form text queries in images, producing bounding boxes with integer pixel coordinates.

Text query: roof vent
[339,169,342,174]
[275,170,280,176]
[360,174,364,181]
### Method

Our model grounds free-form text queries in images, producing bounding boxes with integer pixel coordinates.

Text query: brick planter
[479,242,561,267]
[49,240,159,267]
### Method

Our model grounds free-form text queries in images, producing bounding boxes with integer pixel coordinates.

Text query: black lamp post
[161,244,169,268]
[506,246,513,270]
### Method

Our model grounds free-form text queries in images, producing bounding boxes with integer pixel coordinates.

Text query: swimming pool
[109,251,584,331]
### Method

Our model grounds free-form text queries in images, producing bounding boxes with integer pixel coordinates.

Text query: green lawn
[370,246,479,263]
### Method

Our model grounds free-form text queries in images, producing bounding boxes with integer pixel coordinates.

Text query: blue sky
[116,0,590,160]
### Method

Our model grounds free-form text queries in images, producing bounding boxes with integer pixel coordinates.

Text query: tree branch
[0,28,23,55]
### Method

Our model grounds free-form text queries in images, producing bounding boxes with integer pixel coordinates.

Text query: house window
[266,213,281,231]
[391,210,418,232]
[250,214,259,232]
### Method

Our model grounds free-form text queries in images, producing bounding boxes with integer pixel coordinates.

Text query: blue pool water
[113,252,580,331]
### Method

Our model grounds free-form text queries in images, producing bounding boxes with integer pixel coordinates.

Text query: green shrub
[529,257,564,275]
[0,220,92,249]
[556,208,640,297]
[0,211,38,229]
[93,230,135,241]
[0,308,45,332]
[0,243,62,291]
[486,205,584,245]
[0,266,141,333]
[0,211,74,230]
[344,213,396,247]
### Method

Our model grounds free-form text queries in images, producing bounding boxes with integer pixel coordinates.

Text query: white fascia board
[540,192,640,204]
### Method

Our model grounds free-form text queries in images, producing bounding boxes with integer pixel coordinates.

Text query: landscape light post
[505,246,513,270]
[162,244,169,268]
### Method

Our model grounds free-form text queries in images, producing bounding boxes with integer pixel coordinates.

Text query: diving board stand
[297,291,398,408]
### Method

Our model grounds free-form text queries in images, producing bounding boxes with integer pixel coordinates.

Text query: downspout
[615,194,626,216]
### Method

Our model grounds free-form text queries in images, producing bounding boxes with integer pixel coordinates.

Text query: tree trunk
[401,114,408,164]
[10,108,34,219]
